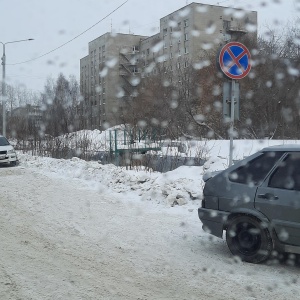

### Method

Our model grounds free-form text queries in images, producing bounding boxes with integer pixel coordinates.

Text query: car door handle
[257,193,278,200]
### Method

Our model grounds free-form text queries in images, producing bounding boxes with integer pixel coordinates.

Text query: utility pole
[1,39,34,136]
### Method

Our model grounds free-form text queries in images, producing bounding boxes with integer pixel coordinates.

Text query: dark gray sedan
[198,145,300,263]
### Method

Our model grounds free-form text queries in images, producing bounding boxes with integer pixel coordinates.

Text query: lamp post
[1,38,34,136]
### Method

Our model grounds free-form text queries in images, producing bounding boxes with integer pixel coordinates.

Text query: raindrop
[106,57,118,68]
[202,43,213,50]
[168,20,177,28]
[172,31,181,38]
[151,118,159,125]
[163,79,171,87]
[95,85,102,93]
[191,29,200,37]
[276,73,285,80]
[116,87,125,98]
[278,229,289,241]
[156,54,168,63]
[151,40,164,53]
[245,23,257,33]
[178,7,191,17]
[233,10,246,19]
[213,101,222,111]
[205,22,216,35]
[145,62,155,73]
[288,67,300,77]
[138,120,147,128]
[99,68,108,78]
[129,77,141,86]
[161,120,168,128]
[194,114,205,122]
[196,5,208,13]
[266,81,272,88]
[213,85,221,96]
[294,37,300,46]
[170,100,178,109]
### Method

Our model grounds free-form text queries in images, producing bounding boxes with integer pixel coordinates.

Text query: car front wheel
[226,215,273,263]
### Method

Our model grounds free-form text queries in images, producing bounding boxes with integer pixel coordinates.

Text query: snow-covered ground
[0,138,299,299]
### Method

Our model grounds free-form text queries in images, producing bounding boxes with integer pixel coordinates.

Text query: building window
[184,33,188,41]
[184,61,189,68]
[163,28,168,36]
[223,20,231,31]
[184,47,189,54]
[146,48,150,55]
[132,66,138,73]
[184,19,189,27]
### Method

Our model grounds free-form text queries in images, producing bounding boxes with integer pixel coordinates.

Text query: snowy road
[0,166,299,300]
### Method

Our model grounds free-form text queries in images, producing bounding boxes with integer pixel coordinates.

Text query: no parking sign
[219,42,251,80]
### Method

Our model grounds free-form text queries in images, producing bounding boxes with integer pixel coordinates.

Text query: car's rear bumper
[198,208,230,238]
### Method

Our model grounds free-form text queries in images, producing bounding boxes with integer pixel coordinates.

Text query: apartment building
[80,2,257,130]
[80,33,146,129]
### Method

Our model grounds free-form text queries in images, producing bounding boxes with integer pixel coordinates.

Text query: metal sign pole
[229,79,235,166]
[218,42,251,166]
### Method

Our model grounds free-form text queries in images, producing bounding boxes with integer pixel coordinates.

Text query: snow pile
[17,138,300,207]
[18,154,206,207]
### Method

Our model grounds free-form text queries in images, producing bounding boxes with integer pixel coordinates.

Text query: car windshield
[0,137,10,146]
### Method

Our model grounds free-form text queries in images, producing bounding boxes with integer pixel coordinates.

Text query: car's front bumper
[198,208,230,238]
[0,152,17,164]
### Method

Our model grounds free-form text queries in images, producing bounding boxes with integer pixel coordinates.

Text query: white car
[0,135,18,166]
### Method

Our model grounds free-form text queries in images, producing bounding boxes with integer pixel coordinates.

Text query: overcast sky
[0,0,299,93]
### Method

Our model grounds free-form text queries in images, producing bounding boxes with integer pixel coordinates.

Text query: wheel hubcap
[234,222,261,256]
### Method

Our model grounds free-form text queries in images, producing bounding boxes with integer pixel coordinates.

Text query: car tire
[226,215,273,263]
[10,161,17,167]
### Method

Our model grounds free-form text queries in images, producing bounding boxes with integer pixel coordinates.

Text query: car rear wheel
[226,215,273,263]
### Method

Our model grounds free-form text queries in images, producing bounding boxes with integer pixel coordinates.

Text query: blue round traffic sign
[219,42,251,80]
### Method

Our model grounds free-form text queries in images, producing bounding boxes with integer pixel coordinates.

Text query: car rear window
[228,151,284,185]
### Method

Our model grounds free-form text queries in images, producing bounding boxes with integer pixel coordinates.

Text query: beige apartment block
[80,2,257,130]
[80,33,146,129]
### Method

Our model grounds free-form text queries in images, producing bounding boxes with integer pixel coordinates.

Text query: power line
[8,0,129,66]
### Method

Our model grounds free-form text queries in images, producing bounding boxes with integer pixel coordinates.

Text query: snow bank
[17,138,300,207]
[18,154,205,207]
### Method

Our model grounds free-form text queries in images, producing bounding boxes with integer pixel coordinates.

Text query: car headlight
[7,149,15,154]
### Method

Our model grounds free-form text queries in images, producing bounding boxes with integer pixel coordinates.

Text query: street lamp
[1,38,34,136]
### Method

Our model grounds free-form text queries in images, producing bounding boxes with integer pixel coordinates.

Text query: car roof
[262,144,300,152]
